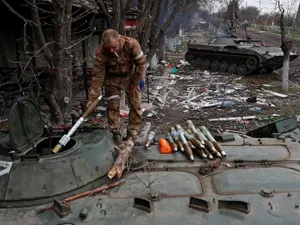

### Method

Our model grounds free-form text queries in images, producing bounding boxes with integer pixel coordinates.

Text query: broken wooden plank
[208,116,257,122]
[263,89,288,98]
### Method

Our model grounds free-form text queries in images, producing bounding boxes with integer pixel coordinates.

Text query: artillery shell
[208,154,214,160]
[204,140,221,157]
[145,131,155,148]
[170,142,178,151]
[170,127,184,152]
[183,129,204,148]
[187,120,198,134]
[190,137,205,149]
[185,128,193,134]
[176,125,194,160]
[188,141,196,149]
[201,147,214,160]
[176,140,184,152]
[166,132,178,151]
[187,121,205,145]
[183,143,194,161]
[196,128,207,141]
[213,141,226,157]
[199,126,215,142]
[194,148,207,158]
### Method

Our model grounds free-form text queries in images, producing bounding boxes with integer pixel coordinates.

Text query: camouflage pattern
[105,75,142,137]
[88,34,147,137]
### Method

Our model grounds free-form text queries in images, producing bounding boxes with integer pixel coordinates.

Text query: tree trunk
[112,0,121,31]
[295,3,300,29]
[50,0,73,125]
[146,0,187,62]
[278,3,292,94]
[132,0,154,38]
[95,0,112,26]
[282,50,290,93]
[157,31,165,61]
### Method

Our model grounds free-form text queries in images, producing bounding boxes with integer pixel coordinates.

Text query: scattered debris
[208,116,257,122]
[37,179,125,213]
[223,163,232,168]
[263,89,288,98]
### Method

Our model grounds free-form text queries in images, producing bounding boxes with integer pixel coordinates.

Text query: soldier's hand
[86,100,93,109]
[130,85,140,98]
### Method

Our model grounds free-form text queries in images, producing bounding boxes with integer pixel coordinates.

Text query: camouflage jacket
[88,35,147,102]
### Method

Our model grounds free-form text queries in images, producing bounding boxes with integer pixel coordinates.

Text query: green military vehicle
[0,97,300,225]
[185,37,298,75]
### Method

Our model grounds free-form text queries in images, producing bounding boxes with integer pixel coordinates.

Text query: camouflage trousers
[104,74,142,137]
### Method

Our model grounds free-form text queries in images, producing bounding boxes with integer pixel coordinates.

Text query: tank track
[185,50,261,75]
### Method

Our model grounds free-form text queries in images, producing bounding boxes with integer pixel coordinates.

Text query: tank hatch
[0,129,115,207]
[8,97,44,153]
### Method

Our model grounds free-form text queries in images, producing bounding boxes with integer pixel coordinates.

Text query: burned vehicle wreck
[185,37,298,75]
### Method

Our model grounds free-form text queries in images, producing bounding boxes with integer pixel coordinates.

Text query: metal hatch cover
[109,171,203,199]
[212,167,300,194]
[8,97,44,153]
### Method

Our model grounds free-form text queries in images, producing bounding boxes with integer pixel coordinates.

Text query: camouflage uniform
[88,35,147,139]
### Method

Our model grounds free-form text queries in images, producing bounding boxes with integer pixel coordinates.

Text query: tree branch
[28,0,53,63]
[95,0,112,25]
[132,0,154,38]
[24,0,55,14]
[0,0,36,26]
[124,0,134,13]
[160,0,187,33]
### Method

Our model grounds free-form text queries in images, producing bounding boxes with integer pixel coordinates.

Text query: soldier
[87,29,147,146]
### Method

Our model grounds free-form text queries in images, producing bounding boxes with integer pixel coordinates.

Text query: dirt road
[237,28,300,82]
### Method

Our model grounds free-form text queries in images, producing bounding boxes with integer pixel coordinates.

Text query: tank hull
[185,37,299,75]
[2,121,300,225]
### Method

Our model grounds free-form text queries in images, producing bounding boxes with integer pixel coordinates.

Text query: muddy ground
[139,30,300,137]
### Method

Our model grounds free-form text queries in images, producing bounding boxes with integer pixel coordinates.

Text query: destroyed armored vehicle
[185,37,299,75]
[1,96,300,225]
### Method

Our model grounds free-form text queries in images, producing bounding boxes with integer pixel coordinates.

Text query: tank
[185,37,299,75]
[1,98,300,225]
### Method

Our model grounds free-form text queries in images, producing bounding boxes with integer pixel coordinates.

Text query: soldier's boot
[112,131,123,146]
[126,130,138,142]
[130,148,148,171]
[126,130,147,170]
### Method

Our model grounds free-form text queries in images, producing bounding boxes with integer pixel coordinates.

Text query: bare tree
[276,0,292,93]
[294,3,300,29]
[95,0,134,35]
[239,6,260,24]
[1,0,97,125]
[145,0,190,62]
[224,0,240,37]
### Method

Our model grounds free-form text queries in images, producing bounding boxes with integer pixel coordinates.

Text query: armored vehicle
[1,97,300,225]
[185,37,299,75]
